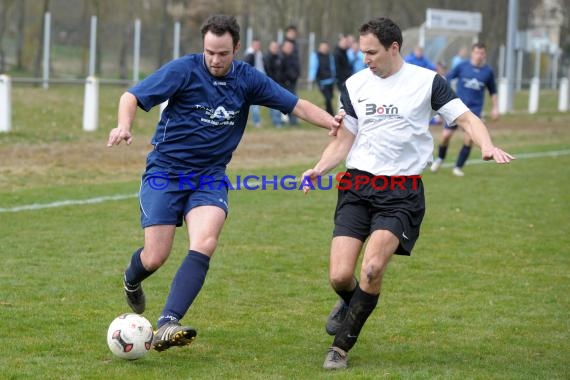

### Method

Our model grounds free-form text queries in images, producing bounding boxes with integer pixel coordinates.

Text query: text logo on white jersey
[364,102,403,121]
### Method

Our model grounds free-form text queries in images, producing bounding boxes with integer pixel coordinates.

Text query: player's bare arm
[107,92,138,147]
[490,94,499,121]
[292,98,340,136]
[302,123,356,194]
[455,111,514,164]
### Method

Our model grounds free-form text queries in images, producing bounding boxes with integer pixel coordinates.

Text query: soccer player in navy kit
[431,43,499,176]
[107,15,339,352]
[301,18,513,370]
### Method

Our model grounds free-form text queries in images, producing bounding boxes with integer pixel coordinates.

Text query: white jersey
[341,63,469,176]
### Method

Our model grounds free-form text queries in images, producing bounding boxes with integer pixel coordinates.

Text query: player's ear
[234,41,241,55]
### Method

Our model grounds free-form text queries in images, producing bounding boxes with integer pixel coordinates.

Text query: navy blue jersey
[129,54,298,172]
[446,61,497,116]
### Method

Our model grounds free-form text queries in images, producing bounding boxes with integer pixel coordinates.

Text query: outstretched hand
[107,127,133,147]
[301,168,320,194]
[482,146,515,164]
[328,111,345,137]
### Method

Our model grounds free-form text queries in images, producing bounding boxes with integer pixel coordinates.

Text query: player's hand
[328,111,345,137]
[301,168,320,194]
[482,146,515,164]
[491,107,499,121]
[107,126,133,147]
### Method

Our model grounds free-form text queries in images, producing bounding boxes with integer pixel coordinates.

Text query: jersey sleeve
[339,83,357,135]
[486,67,498,95]
[431,74,457,111]
[128,59,189,112]
[247,67,298,114]
[431,75,469,125]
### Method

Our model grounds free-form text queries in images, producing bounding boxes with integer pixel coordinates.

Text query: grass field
[0,84,569,379]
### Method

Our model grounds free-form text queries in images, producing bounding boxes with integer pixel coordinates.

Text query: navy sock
[456,145,472,168]
[158,250,210,327]
[335,278,358,305]
[124,247,155,287]
[333,286,379,352]
[438,145,448,160]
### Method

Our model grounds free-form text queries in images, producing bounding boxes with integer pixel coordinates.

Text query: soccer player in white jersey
[301,17,514,370]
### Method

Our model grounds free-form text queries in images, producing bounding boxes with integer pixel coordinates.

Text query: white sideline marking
[1,149,569,213]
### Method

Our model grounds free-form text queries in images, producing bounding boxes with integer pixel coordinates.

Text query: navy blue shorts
[332,169,425,256]
[139,170,229,228]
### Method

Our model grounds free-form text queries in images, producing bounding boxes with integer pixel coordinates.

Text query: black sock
[456,145,472,168]
[438,145,448,160]
[124,247,155,287]
[333,286,379,352]
[335,278,358,305]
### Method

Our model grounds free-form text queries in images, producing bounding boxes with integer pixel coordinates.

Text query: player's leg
[154,180,228,351]
[124,173,183,314]
[325,236,362,336]
[431,125,456,172]
[124,226,176,314]
[454,132,473,176]
[324,230,399,369]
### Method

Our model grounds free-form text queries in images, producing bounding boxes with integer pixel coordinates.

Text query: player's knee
[329,272,354,290]
[191,236,218,256]
[141,248,169,270]
[361,261,387,286]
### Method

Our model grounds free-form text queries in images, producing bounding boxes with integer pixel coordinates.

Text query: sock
[335,278,358,305]
[437,145,448,160]
[333,286,379,352]
[456,145,472,168]
[124,247,155,288]
[157,250,210,327]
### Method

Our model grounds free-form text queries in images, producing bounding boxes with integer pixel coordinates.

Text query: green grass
[0,84,569,379]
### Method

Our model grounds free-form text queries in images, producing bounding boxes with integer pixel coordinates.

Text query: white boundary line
[1,149,569,213]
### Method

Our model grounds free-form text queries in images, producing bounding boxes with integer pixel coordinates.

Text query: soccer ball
[107,313,153,360]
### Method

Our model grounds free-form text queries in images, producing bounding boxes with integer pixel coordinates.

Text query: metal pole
[534,47,541,79]
[88,16,97,77]
[505,0,518,112]
[173,21,181,59]
[498,44,506,80]
[551,50,559,90]
[43,12,51,90]
[307,32,315,90]
[246,27,253,50]
[133,18,141,83]
[516,49,523,91]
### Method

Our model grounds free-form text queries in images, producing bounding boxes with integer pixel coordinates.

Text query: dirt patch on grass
[0,118,568,191]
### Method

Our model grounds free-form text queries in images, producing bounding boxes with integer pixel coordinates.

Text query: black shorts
[333,169,426,256]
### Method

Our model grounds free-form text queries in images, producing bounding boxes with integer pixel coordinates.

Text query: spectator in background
[280,39,301,125]
[309,41,336,115]
[284,25,299,60]
[243,38,265,128]
[404,46,436,71]
[347,37,367,74]
[334,34,353,91]
[451,46,468,69]
[264,41,284,128]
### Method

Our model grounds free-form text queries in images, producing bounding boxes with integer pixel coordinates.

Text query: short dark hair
[472,42,487,51]
[201,15,240,48]
[359,17,402,52]
[285,25,297,32]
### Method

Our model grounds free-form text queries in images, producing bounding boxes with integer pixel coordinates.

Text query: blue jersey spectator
[404,46,436,71]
